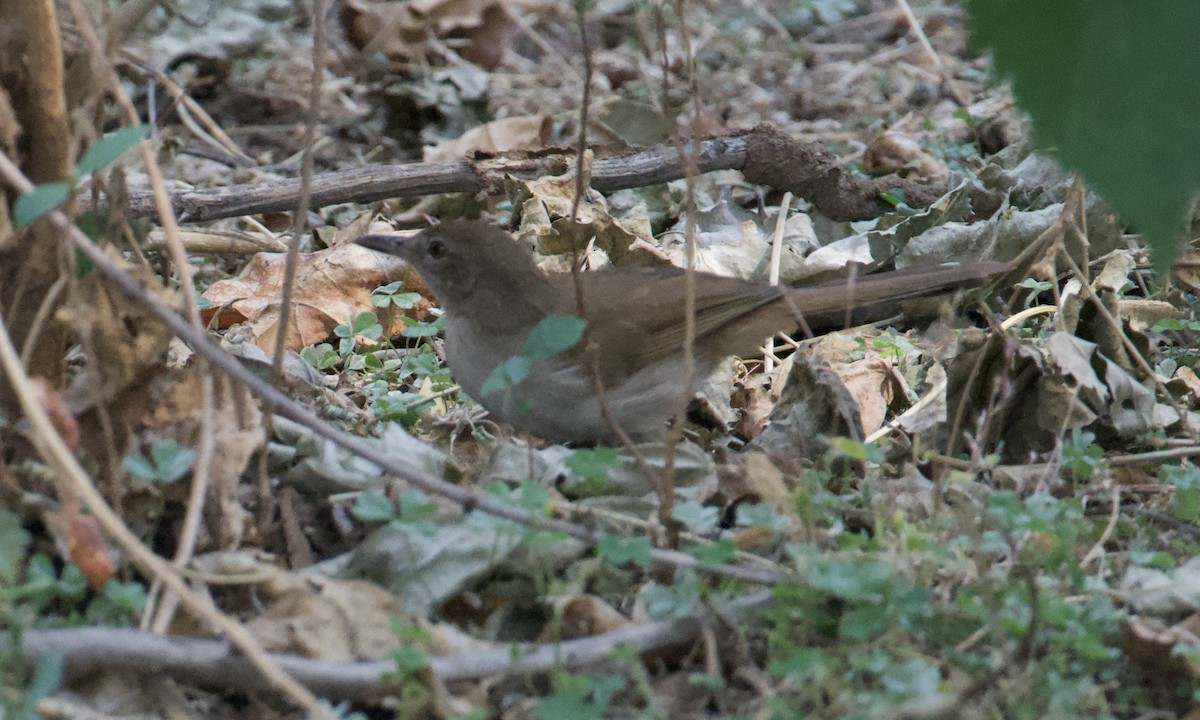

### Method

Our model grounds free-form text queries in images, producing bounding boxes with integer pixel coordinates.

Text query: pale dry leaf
[1120,299,1182,334]
[424,115,552,162]
[1121,556,1200,617]
[539,595,632,641]
[1044,332,1108,400]
[340,0,522,71]
[1093,250,1136,292]
[58,250,178,413]
[249,573,410,661]
[146,371,263,549]
[721,452,792,510]
[862,131,949,183]
[1122,614,1200,681]
[201,243,428,352]
[1169,366,1200,405]
[512,157,657,267]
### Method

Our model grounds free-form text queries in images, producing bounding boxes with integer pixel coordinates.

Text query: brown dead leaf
[720,452,792,510]
[731,369,780,441]
[145,371,263,549]
[833,358,894,435]
[340,0,520,71]
[66,513,115,590]
[1175,255,1200,295]
[249,574,409,661]
[802,328,899,435]
[1122,614,1200,681]
[753,352,864,458]
[1170,366,1200,406]
[201,243,427,352]
[732,524,776,550]
[862,132,949,183]
[58,251,177,414]
[513,160,659,268]
[201,554,494,664]
[424,115,553,162]
[1120,299,1182,333]
[539,595,632,641]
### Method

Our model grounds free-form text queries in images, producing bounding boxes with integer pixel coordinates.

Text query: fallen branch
[17,591,771,702]
[119,125,947,223]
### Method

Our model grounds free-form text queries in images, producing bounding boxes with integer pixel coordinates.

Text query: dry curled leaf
[538,595,632,641]
[862,131,949,183]
[201,243,428,352]
[340,0,521,71]
[424,115,553,162]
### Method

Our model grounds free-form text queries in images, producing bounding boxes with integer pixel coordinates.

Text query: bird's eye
[427,240,447,259]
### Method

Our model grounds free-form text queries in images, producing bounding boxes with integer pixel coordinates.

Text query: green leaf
[388,644,429,674]
[643,571,701,620]
[685,538,736,568]
[101,579,148,613]
[351,311,381,335]
[767,646,826,683]
[0,511,31,584]
[596,533,652,568]
[839,603,889,641]
[523,315,586,361]
[121,454,159,481]
[397,489,437,521]
[76,125,149,175]
[21,651,64,720]
[353,490,397,522]
[15,182,70,226]
[149,439,196,483]
[480,356,531,397]
[565,446,619,483]
[672,500,719,533]
[967,1,1200,271]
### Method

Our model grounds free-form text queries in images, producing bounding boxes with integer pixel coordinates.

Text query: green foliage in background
[967,1,1200,271]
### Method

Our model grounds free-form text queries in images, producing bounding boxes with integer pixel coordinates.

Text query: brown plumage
[359,221,1003,444]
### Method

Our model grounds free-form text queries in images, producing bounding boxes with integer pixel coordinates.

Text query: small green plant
[353,489,438,536]
[1161,465,1200,523]
[371,280,423,310]
[1151,317,1200,333]
[671,500,720,533]
[122,439,196,484]
[535,670,623,720]
[2,511,146,719]
[642,570,702,620]
[334,311,384,358]
[596,533,652,569]
[1061,428,1104,481]
[565,446,619,492]
[381,617,433,720]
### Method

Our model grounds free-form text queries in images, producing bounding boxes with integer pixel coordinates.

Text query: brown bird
[358,221,1001,444]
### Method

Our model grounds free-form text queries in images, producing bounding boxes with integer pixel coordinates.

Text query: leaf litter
[8,0,1200,718]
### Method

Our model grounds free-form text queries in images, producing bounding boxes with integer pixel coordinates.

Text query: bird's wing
[548,267,785,372]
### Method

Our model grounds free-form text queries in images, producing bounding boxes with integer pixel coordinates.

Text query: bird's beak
[356,233,413,258]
